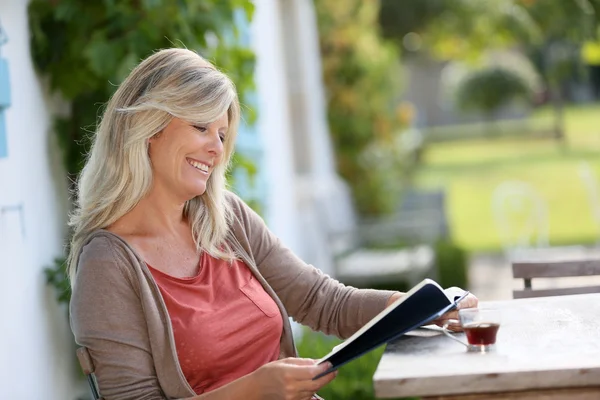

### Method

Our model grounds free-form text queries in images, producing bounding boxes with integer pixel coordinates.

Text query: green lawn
[415,103,600,252]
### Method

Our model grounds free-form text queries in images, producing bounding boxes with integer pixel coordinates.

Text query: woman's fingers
[282,357,321,367]
[304,363,338,396]
[282,358,336,384]
[457,293,479,309]
[292,360,337,399]
[435,292,479,331]
[256,358,337,399]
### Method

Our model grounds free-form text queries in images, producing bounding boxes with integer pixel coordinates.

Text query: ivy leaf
[115,52,140,83]
[83,33,123,78]
[142,0,164,11]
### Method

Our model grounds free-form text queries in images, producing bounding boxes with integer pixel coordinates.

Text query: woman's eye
[219,135,226,143]
[194,125,207,133]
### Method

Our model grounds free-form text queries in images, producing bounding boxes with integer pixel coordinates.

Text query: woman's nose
[206,130,224,156]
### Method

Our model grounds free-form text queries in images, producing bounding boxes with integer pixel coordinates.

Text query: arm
[70,237,169,400]
[227,192,396,339]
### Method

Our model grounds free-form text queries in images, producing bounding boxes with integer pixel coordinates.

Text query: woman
[69,48,477,400]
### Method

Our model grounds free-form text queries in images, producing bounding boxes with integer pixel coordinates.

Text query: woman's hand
[251,358,337,400]
[433,287,479,332]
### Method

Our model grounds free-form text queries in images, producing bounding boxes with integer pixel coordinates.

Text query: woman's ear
[148,131,162,144]
[147,133,159,153]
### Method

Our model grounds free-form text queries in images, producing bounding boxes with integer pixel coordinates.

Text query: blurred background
[2,0,600,398]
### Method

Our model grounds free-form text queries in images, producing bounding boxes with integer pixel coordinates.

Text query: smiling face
[148,113,229,201]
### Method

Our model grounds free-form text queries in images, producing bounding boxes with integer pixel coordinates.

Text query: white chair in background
[491,181,550,261]
[578,161,600,244]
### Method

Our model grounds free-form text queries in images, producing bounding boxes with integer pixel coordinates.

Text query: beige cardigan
[70,191,394,400]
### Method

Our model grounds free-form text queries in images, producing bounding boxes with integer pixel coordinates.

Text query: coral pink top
[148,253,283,394]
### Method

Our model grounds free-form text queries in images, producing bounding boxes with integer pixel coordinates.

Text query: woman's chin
[172,179,207,201]
[186,185,207,199]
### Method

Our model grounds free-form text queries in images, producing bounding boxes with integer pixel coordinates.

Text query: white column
[280,0,357,276]
[292,0,337,177]
[251,0,302,254]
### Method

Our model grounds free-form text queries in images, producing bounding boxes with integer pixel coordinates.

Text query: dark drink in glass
[463,322,500,345]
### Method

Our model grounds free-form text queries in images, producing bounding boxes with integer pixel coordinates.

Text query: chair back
[512,258,600,298]
[492,181,548,259]
[76,347,103,400]
[578,162,600,243]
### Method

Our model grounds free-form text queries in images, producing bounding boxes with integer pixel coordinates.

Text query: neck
[110,183,192,238]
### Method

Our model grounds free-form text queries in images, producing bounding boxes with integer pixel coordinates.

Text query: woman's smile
[186,157,211,174]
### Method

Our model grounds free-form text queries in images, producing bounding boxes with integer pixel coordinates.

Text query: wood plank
[373,294,600,399]
[512,260,600,279]
[424,386,600,400]
[375,367,600,399]
[513,286,600,299]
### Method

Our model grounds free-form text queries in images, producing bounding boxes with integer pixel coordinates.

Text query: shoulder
[223,190,276,258]
[79,233,118,263]
[224,190,246,215]
[224,190,265,230]
[75,230,143,287]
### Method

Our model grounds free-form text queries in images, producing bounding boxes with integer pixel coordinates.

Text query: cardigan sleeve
[226,192,396,339]
[70,237,167,400]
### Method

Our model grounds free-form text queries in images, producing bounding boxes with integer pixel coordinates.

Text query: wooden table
[373,294,600,399]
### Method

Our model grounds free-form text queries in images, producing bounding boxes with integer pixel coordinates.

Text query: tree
[378,0,600,140]
[515,0,600,141]
[379,0,540,58]
[456,67,532,132]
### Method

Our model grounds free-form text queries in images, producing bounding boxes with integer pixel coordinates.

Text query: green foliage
[378,0,600,141]
[379,0,540,60]
[314,0,406,216]
[378,0,600,104]
[28,0,256,181]
[517,0,600,44]
[28,0,257,303]
[45,257,70,304]
[378,0,448,43]
[297,329,414,400]
[434,239,468,289]
[379,0,600,58]
[456,67,532,120]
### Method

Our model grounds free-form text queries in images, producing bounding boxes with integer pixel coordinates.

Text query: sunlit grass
[415,103,600,252]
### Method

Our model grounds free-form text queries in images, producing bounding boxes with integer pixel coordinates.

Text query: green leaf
[84,32,122,77]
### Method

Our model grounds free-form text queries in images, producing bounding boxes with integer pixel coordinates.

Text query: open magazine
[313,279,469,379]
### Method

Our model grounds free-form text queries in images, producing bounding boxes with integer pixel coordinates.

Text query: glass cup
[442,308,501,353]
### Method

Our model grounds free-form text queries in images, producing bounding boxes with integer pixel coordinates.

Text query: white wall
[0,1,86,398]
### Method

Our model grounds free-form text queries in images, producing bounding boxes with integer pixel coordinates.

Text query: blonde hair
[68,48,240,282]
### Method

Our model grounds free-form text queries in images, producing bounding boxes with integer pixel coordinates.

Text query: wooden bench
[512,256,600,299]
[334,241,435,288]
[331,190,449,288]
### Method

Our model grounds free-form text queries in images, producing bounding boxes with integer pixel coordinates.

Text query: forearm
[186,372,260,400]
